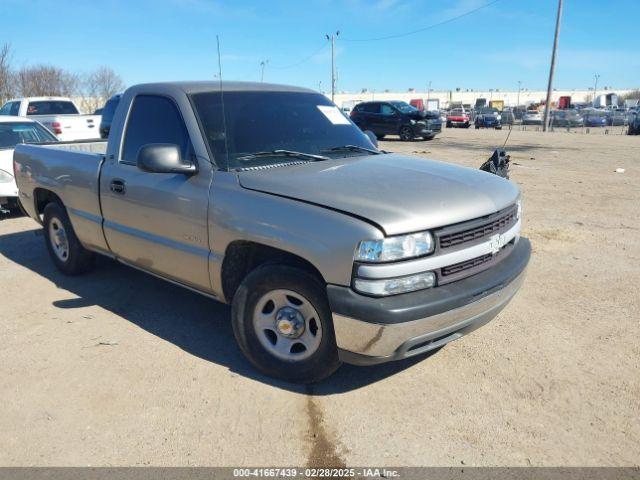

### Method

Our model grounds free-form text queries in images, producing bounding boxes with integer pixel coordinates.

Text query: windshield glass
[0,122,58,149]
[191,91,375,170]
[390,101,417,113]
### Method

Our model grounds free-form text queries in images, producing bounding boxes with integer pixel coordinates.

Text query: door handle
[110,179,126,194]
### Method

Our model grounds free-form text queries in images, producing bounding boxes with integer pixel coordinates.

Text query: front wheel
[43,202,95,275]
[231,265,341,383]
[399,126,415,141]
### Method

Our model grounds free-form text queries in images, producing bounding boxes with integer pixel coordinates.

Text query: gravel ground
[0,127,638,467]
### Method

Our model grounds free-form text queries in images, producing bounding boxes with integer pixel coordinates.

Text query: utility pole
[318,80,322,93]
[593,74,600,106]
[325,31,340,103]
[260,60,269,82]
[517,80,522,107]
[543,0,563,132]
[426,80,432,103]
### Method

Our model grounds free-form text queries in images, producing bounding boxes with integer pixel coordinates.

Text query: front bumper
[328,237,531,365]
[0,178,19,206]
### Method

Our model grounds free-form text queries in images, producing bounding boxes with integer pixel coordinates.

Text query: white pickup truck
[0,97,100,141]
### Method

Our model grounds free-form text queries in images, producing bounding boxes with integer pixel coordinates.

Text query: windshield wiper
[236,149,330,162]
[322,145,381,155]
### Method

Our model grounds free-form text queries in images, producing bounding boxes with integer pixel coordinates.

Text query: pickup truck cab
[14,81,530,383]
[0,97,100,141]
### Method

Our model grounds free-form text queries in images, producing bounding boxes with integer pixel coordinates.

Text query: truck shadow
[0,227,436,395]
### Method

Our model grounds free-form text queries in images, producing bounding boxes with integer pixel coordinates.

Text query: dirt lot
[0,127,638,467]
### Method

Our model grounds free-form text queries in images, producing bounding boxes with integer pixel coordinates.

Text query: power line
[341,0,504,42]
[270,42,329,70]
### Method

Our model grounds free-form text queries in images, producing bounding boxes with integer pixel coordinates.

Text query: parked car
[14,81,530,383]
[0,116,58,212]
[522,110,543,125]
[628,110,640,135]
[501,109,515,125]
[550,109,583,127]
[582,109,607,127]
[474,108,502,129]
[446,108,470,128]
[606,109,627,126]
[0,97,100,141]
[99,94,122,139]
[350,100,440,141]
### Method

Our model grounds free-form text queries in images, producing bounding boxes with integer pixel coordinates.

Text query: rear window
[26,101,79,116]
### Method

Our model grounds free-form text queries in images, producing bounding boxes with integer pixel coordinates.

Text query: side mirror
[364,130,378,148]
[136,144,196,175]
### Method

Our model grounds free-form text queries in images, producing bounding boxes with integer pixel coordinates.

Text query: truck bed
[13,140,110,253]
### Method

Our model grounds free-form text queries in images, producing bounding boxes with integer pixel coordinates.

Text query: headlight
[355,231,434,263]
[497,114,502,121]
[0,169,14,183]
[410,119,416,125]
[355,271,436,296]
[516,199,522,220]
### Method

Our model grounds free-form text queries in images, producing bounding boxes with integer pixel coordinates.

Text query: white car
[0,116,58,212]
[522,110,543,125]
[0,97,100,141]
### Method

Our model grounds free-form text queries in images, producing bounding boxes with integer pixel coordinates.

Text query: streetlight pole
[326,31,340,103]
[593,74,600,106]
[426,80,432,103]
[260,60,269,82]
[543,0,563,132]
[517,80,522,107]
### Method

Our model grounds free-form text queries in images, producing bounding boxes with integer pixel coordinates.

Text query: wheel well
[221,241,325,303]
[33,188,63,217]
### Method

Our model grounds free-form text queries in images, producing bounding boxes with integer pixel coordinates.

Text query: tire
[375,134,385,140]
[43,202,95,275]
[231,265,341,383]
[399,126,414,141]
[464,122,470,128]
[475,123,480,129]
[446,121,452,128]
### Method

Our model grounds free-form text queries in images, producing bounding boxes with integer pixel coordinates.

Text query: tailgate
[41,115,101,141]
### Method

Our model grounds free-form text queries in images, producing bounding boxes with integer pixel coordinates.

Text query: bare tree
[79,67,125,112]
[17,65,80,98]
[0,43,17,104]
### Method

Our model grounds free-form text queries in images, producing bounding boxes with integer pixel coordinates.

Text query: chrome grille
[437,205,517,251]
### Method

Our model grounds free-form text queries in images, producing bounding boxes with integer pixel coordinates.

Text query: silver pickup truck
[14,81,530,383]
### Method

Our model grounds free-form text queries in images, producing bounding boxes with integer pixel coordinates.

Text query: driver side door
[99,94,213,292]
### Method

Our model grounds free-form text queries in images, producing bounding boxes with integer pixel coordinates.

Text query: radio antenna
[216,35,230,168]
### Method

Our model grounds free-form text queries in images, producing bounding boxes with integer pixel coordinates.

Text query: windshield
[0,122,58,149]
[390,101,418,113]
[479,108,499,114]
[191,91,375,170]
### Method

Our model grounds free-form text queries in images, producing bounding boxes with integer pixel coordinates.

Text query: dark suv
[350,101,441,141]
[99,94,122,139]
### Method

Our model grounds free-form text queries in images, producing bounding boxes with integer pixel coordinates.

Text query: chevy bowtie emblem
[489,233,506,255]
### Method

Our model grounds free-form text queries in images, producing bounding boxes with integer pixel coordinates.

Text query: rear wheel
[43,202,95,275]
[231,265,341,383]
[446,120,452,128]
[399,126,414,141]
[375,134,385,140]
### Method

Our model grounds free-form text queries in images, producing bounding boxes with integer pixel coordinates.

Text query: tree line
[0,43,125,113]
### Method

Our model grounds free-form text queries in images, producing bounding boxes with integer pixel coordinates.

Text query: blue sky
[3,0,638,92]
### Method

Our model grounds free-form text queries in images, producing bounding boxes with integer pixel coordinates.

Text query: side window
[380,104,395,116]
[122,95,192,163]
[362,103,380,114]
[10,102,20,116]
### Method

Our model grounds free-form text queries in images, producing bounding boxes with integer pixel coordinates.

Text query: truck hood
[237,153,519,236]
